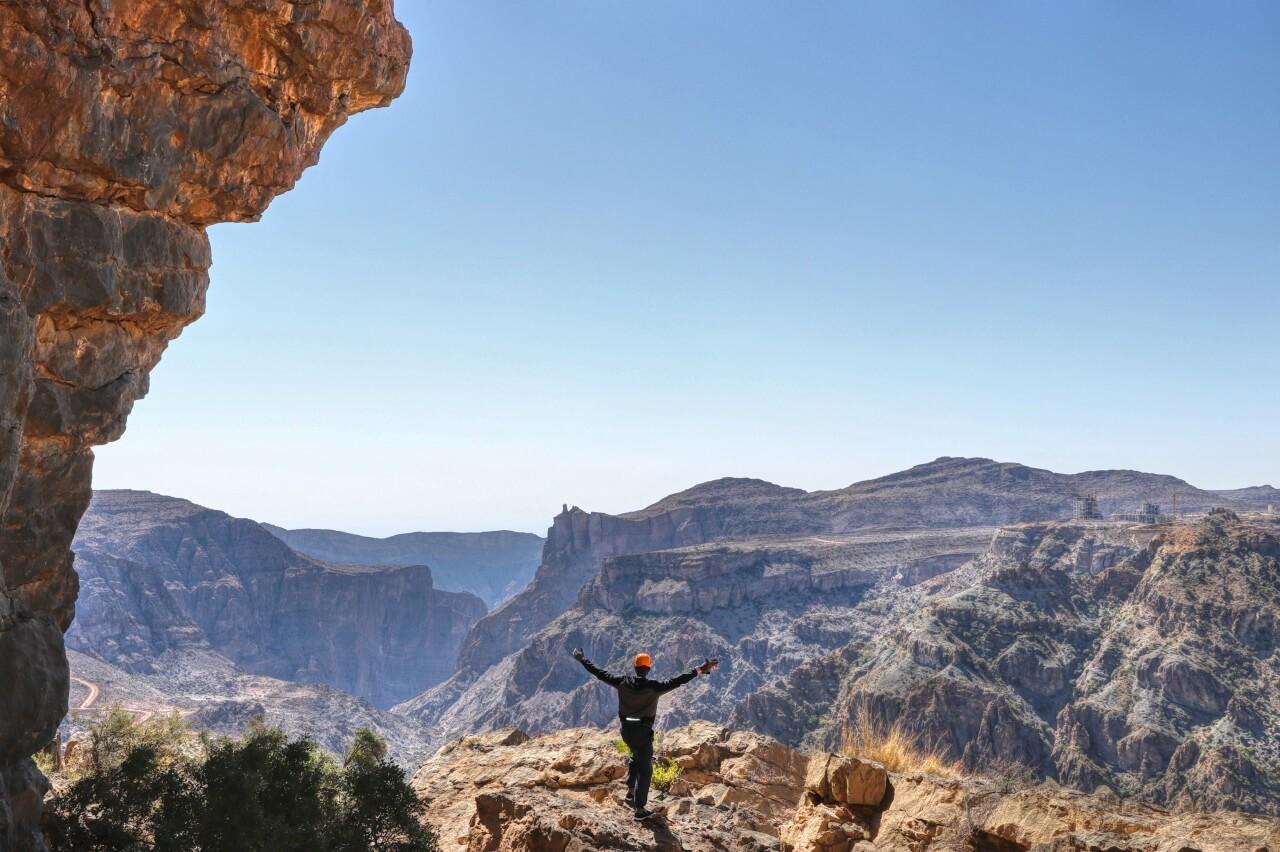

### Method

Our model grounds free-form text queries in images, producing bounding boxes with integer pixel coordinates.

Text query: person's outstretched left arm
[655,658,718,694]
[572,648,623,687]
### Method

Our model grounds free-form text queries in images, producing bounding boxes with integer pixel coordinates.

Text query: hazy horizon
[92,2,1279,536]
[93,453,1276,538]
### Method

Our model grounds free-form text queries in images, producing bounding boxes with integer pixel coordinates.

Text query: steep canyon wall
[0,3,410,847]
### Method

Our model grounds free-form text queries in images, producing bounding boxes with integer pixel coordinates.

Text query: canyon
[0,2,411,847]
[263,523,542,609]
[61,459,1280,823]
[395,489,1280,847]
[398,458,1280,820]
[70,490,487,708]
[430,458,1276,693]
[42,465,1280,843]
[3,1,1278,849]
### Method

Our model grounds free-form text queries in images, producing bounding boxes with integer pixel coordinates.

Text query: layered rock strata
[0,3,409,847]
[404,501,1280,815]
[408,460,1278,768]
[70,490,486,708]
[751,514,1280,815]
[263,523,544,608]
[397,528,994,748]
[450,459,1275,703]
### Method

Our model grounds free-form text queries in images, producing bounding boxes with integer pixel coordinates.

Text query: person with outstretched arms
[571,647,719,819]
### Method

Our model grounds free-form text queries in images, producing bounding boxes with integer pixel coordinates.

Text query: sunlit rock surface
[406,461,1279,758]
[402,471,1280,818]
[0,2,409,847]
[412,721,1280,852]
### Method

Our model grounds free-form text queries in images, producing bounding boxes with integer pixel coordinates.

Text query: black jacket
[578,657,698,724]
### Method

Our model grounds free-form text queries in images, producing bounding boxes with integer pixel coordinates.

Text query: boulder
[780,793,867,852]
[804,754,888,807]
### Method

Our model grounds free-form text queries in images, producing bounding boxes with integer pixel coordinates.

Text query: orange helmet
[634,652,653,669]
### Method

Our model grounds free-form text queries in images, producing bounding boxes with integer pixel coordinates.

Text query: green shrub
[67,707,198,781]
[42,716,437,852]
[613,738,631,756]
[651,758,683,792]
[33,747,57,777]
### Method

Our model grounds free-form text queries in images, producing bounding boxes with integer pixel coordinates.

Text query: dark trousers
[621,720,654,809]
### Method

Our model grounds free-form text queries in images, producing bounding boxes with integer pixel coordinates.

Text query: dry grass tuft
[840,698,965,779]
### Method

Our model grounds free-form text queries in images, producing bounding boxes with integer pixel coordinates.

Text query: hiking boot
[623,791,635,805]
[633,807,657,820]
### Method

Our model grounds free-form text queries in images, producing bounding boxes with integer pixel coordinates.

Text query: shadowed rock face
[0,3,409,847]
[262,523,544,609]
[69,491,486,708]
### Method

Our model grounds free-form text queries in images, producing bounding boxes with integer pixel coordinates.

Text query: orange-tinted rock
[412,723,1280,852]
[412,723,809,852]
[0,3,409,848]
[0,0,409,223]
[804,754,888,809]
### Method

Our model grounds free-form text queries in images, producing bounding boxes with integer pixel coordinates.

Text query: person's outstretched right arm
[572,648,623,687]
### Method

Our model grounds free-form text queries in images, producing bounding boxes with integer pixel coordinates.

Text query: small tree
[44,744,191,852]
[192,721,340,852]
[345,727,390,770]
[70,707,195,780]
[334,759,437,852]
[44,716,438,852]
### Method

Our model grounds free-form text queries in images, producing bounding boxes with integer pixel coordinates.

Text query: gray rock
[262,524,543,609]
[70,490,487,708]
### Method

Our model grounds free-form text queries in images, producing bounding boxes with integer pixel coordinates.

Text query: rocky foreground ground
[411,722,1280,852]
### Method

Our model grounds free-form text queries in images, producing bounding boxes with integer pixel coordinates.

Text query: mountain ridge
[412,457,1276,722]
[396,459,1280,816]
[260,522,543,607]
[71,490,487,709]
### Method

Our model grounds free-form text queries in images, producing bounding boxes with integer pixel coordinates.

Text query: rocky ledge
[411,721,1280,852]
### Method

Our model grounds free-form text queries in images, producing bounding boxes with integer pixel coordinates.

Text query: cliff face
[70,490,485,708]
[397,528,994,747]
[0,4,409,847]
[402,498,1280,815]
[1056,512,1280,814]
[394,497,831,734]
[263,524,544,609]
[414,460,1276,754]
[747,525,1148,766]
[748,514,1280,815]
[457,505,762,675]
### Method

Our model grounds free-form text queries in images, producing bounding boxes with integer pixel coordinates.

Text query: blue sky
[94,2,1279,535]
